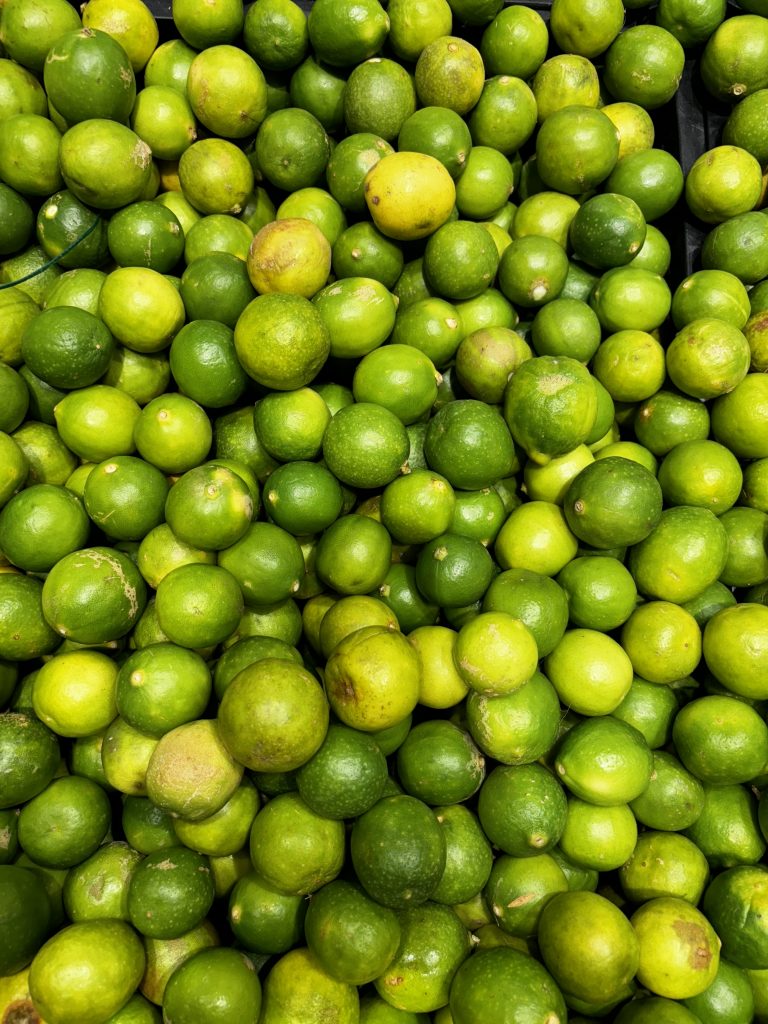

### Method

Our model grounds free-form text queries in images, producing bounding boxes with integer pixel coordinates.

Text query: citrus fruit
[146,718,242,823]
[538,890,639,1005]
[550,0,625,57]
[106,200,184,273]
[604,24,686,108]
[364,151,456,241]
[0,865,51,976]
[545,627,634,715]
[313,276,397,358]
[532,54,601,122]
[29,919,145,1024]
[632,897,721,999]
[621,600,702,685]
[703,602,768,700]
[700,14,768,101]
[246,217,331,298]
[258,947,358,1024]
[81,0,159,71]
[324,625,420,731]
[563,456,662,548]
[450,945,566,1024]
[234,293,330,391]
[178,138,254,216]
[686,145,763,225]
[503,355,598,464]
[415,35,484,116]
[536,105,619,195]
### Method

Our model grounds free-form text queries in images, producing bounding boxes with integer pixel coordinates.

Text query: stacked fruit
[3,0,768,1021]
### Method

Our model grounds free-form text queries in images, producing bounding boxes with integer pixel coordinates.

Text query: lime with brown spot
[127,847,213,940]
[632,896,721,999]
[146,718,242,823]
[59,119,152,210]
[246,217,331,299]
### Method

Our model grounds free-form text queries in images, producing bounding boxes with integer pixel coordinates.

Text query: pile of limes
[3,0,768,1020]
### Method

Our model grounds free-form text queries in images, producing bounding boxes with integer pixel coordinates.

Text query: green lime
[131,84,197,162]
[0,483,89,573]
[228,871,306,955]
[630,749,705,832]
[590,266,672,332]
[478,763,567,857]
[545,627,634,715]
[351,794,446,908]
[21,306,114,391]
[332,222,404,289]
[536,105,619,195]
[396,719,485,805]
[323,402,408,489]
[481,5,549,79]
[563,456,662,548]
[450,947,567,1024]
[128,847,214,939]
[538,890,639,1005]
[83,455,168,542]
[162,948,262,1024]
[621,600,702,685]
[415,35,485,117]
[179,254,256,328]
[391,297,463,368]
[235,293,330,391]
